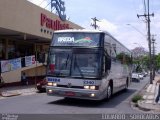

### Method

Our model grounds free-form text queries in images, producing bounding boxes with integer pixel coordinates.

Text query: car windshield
[47,48,101,78]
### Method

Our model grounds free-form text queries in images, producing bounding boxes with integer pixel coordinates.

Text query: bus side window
[105,56,111,72]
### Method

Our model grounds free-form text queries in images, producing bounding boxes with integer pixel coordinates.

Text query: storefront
[0,0,83,85]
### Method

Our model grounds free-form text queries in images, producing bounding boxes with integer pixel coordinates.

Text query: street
[0,77,149,114]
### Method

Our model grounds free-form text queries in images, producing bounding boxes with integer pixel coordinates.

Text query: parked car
[132,73,140,82]
[36,78,47,92]
[138,73,144,80]
[142,72,147,77]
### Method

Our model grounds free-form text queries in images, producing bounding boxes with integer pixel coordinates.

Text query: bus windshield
[71,53,100,78]
[47,48,101,78]
[47,49,72,77]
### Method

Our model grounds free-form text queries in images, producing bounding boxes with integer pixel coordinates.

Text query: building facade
[0,0,83,85]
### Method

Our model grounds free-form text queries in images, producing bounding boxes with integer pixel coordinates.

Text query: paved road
[0,77,149,114]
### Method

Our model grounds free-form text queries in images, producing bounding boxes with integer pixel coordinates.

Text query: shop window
[16,42,34,57]
[8,41,15,59]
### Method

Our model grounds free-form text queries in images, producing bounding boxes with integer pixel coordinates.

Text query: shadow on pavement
[48,89,136,108]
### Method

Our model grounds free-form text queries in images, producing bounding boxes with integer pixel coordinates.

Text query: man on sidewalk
[155,82,160,103]
[21,72,28,85]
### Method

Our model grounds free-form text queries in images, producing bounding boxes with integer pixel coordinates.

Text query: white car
[138,73,144,80]
[132,73,140,82]
[143,72,148,77]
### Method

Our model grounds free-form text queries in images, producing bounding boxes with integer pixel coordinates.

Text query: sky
[27,0,160,54]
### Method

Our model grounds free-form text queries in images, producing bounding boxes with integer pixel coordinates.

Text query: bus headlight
[84,86,97,90]
[53,83,57,87]
[84,86,89,89]
[90,93,95,97]
[48,89,53,93]
[47,82,53,86]
[90,86,96,90]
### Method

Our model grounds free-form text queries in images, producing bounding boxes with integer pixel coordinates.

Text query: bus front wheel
[107,84,112,99]
[124,78,129,90]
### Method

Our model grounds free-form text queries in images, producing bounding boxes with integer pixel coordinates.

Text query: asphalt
[0,76,160,113]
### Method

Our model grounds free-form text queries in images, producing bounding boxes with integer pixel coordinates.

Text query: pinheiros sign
[41,13,71,30]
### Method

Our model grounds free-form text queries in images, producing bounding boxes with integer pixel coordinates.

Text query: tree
[132,47,149,72]
[116,53,132,65]
[155,53,160,70]
[132,47,148,58]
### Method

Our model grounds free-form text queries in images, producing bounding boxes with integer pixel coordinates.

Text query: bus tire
[107,84,112,99]
[124,78,129,91]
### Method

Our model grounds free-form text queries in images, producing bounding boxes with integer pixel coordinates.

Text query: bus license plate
[65,92,75,96]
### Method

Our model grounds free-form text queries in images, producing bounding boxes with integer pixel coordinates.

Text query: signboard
[25,55,35,67]
[51,33,101,47]
[41,13,71,30]
[1,58,21,73]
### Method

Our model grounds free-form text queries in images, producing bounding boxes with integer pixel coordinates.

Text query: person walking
[0,73,2,84]
[21,72,28,85]
[0,73,4,96]
[155,81,160,103]
[0,62,4,87]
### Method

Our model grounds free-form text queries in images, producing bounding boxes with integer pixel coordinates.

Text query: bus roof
[54,29,104,33]
[53,29,131,53]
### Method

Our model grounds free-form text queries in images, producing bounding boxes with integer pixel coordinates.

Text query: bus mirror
[49,64,55,73]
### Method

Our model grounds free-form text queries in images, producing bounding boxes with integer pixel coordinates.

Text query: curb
[137,100,152,111]
[137,100,160,111]
[1,91,21,97]
[130,79,150,112]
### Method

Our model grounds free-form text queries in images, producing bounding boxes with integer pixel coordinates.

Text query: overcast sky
[28,0,160,54]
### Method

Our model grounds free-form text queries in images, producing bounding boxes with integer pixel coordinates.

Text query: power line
[143,0,147,14]
[44,1,51,9]
[38,0,46,6]
[127,24,146,37]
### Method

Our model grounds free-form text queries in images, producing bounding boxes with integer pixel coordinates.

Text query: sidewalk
[138,75,160,112]
[0,85,37,99]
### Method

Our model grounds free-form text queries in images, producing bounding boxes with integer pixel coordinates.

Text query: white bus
[46,29,132,100]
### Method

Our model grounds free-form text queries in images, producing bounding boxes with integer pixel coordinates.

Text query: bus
[46,29,132,100]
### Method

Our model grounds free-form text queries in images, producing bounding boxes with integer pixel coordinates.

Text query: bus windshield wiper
[65,54,69,68]
[57,54,70,76]
[74,56,84,78]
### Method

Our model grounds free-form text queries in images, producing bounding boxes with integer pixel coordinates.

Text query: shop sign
[1,58,21,72]
[41,13,71,30]
[25,55,35,67]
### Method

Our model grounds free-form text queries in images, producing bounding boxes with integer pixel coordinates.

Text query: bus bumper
[46,86,104,100]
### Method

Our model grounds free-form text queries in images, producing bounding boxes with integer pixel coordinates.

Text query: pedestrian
[0,74,2,95]
[0,73,4,89]
[0,73,2,84]
[155,81,160,103]
[0,73,4,85]
[21,72,28,85]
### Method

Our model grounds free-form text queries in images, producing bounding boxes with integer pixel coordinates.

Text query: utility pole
[152,35,156,80]
[91,17,100,29]
[137,0,154,84]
